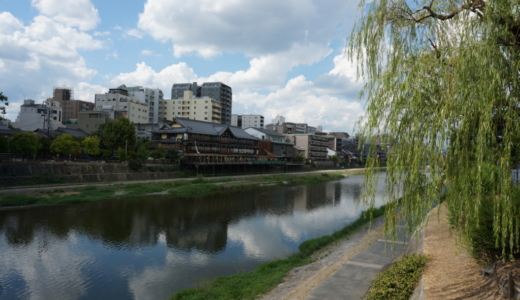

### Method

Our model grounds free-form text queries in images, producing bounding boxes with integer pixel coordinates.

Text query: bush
[117,148,127,162]
[147,166,156,172]
[128,159,142,171]
[365,254,427,300]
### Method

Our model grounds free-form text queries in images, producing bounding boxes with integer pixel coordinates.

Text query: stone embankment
[0,161,177,187]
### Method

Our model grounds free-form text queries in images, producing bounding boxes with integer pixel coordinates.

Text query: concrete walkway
[305,223,411,300]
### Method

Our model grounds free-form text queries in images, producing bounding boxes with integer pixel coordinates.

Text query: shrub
[191,175,207,184]
[365,254,427,300]
[128,159,142,171]
[117,148,127,162]
[147,166,156,172]
[160,167,165,172]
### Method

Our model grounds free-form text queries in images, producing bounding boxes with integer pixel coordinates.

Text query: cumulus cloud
[0,12,102,121]
[31,0,101,31]
[137,0,356,58]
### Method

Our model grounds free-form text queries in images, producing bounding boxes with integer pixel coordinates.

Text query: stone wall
[0,162,179,187]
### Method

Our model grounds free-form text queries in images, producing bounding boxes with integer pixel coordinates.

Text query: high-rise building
[231,114,264,129]
[120,85,164,123]
[50,88,94,122]
[171,81,232,125]
[164,90,222,123]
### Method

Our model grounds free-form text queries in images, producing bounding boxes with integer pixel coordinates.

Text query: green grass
[365,254,428,300]
[0,174,347,207]
[170,205,386,300]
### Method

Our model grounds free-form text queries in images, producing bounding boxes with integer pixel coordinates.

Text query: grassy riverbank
[170,205,386,300]
[0,173,347,207]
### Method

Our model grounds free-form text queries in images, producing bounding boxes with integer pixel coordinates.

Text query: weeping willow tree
[350,0,520,257]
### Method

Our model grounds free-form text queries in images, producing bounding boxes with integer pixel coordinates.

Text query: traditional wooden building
[152,117,259,165]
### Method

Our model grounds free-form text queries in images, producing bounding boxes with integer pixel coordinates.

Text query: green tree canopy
[9,132,40,158]
[350,0,520,257]
[50,134,80,156]
[0,92,8,118]
[81,136,100,155]
[102,118,136,152]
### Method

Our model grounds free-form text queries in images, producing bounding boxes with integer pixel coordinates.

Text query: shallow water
[0,174,386,300]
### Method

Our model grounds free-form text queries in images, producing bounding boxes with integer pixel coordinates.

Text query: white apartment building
[12,99,62,131]
[164,91,222,123]
[94,92,148,123]
[121,85,164,123]
[231,114,264,129]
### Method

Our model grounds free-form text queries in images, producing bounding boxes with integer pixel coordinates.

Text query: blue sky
[0,0,366,132]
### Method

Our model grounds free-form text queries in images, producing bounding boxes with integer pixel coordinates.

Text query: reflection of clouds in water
[227,175,387,260]
[127,249,216,300]
[0,230,92,300]
[228,217,292,260]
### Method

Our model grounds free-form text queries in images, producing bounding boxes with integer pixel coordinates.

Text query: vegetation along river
[0,173,386,300]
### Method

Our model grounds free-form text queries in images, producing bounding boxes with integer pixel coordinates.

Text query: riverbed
[0,174,386,300]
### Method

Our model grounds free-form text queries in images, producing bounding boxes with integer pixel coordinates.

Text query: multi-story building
[164,91,222,123]
[119,85,164,123]
[67,111,110,134]
[231,114,264,128]
[244,127,294,160]
[151,117,259,164]
[284,134,328,161]
[94,90,148,123]
[50,88,94,122]
[265,116,320,134]
[171,82,232,125]
[12,99,62,131]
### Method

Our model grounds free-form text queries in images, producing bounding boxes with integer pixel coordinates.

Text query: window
[205,112,207,114]
[205,100,208,103]
[205,117,208,120]
[205,106,208,109]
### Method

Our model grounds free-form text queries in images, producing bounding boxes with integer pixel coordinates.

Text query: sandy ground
[260,216,386,300]
[422,204,509,300]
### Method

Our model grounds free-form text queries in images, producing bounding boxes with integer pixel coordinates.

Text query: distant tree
[50,134,80,156]
[0,137,8,152]
[150,144,166,159]
[9,132,40,159]
[0,92,8,119]
[102,118,136,153]
[81,136,100,155]
[165,148,180,162]
[37,136,52,156]
[330,155,339,166]
[294,155,305,162]
[117,147,127,162]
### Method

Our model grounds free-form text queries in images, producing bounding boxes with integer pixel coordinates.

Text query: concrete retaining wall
[0,162,179,187]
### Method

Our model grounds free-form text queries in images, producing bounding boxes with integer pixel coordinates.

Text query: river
[0,174,386,300]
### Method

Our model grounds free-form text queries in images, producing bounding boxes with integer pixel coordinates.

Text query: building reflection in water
[0,174,387,300]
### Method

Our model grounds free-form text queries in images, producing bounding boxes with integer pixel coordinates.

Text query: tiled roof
[245,127,285,137]
[155,117,258,140]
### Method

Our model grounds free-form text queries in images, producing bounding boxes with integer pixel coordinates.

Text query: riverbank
[171,205,386,300]
[0,171,352,208]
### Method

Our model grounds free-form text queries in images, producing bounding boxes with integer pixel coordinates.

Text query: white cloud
[235,76,364,132]
[31,0,100,31]
[124,28,144,39]
[141,49,162,56]
[205,44,332,91]
[137,0,356,58]
[0,12,102,121]
[93,31,110,36]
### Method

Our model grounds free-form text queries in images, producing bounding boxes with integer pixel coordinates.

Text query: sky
[0,0,366,133]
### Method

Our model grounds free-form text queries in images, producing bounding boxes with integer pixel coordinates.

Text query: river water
[0,174,386,300]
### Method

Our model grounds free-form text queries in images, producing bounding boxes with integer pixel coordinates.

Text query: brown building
[50,88,95,122]
[284,134,328,161]
[67,111,110,134]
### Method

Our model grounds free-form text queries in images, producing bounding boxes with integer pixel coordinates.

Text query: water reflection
[0,174,386,300]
